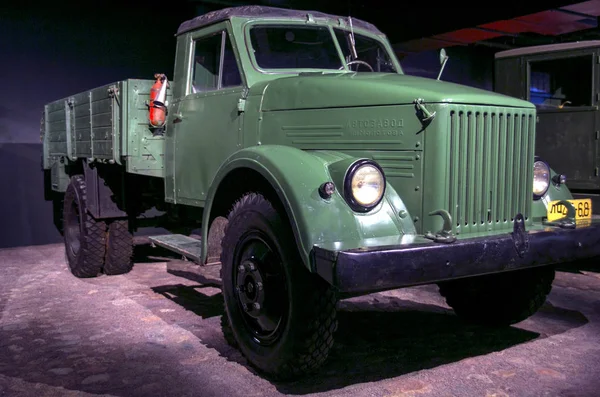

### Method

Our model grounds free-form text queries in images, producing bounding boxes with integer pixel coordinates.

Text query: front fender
[532,166,573,219]
[202,145,415,269]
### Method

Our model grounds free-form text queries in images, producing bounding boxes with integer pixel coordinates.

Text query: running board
[149,234,202,264]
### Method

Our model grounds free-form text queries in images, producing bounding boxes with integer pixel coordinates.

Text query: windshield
[249,25,343,69]
[334,28,397,73]
[248,24,397,72]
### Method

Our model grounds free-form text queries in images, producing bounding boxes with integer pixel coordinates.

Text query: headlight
[533,160,550,199]
[344,160,385,211]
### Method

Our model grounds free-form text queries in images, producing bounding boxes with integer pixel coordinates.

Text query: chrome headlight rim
[533,158,550,200]
[343,159,386,212]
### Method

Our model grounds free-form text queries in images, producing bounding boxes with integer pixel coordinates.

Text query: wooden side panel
[42,81,124,168]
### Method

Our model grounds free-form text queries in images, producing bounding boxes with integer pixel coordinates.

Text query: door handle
[173,113,184,123]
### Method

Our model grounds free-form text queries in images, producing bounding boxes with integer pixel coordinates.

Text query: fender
[532,166,574,220]
[200,145,415,269]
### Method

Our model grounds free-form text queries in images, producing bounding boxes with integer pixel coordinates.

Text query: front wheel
[438,266,555,326]
[220,193,337,380]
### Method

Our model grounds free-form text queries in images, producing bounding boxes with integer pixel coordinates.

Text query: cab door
[528,49,600,190]
[166,22,245,206]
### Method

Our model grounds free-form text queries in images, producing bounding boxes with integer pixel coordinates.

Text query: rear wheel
[63,175,107,278]
[51,193,65,236]
[220,193,337,380]
[104,219,134,275]
[438,266,555,326]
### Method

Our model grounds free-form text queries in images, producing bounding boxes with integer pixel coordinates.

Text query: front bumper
[313,220,600,295]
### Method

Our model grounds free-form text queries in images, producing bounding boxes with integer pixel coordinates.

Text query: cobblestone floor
[0,241,599,397]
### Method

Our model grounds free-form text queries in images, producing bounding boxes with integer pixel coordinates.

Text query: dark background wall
[0,1,194,249]
[402,46,496,90]
[0,2,495,249]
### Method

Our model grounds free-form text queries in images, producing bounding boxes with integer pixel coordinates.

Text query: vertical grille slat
[467,112,477,227]
[459,112,468,229]
[475,112,484,230]
[483,113,492,227]
[497,114,507,223]
[449,111,459,228]
[490,114,500,225]
[505,114,515,222]
[519,114,533,216]
[526,114,535,218]
[515,114,525,215]
[446,106,534,234]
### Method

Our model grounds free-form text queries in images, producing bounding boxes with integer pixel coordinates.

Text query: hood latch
[413,98,436,130]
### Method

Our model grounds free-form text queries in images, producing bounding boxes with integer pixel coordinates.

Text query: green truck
[41,6,600,379]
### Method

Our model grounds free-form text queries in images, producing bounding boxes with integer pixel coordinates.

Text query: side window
[192,33,221,92]
[222,35,242,87]
[190,31,242,94]
[529,55,593,109]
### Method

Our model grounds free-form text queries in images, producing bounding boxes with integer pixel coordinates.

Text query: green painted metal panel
[41,79,168,177]
[164,35,190,201]
[45,101,68,158]
[422,104,536,237]
[259,105,419,151]
[44,84,118,161]
[123,79,170,177]
[257,73,534,112]
[166,21,244,205]
[90,90,114,159]
[169,88,244,205]
[328,149,423,231]
[201,145,416,266]
[532,167,574,219]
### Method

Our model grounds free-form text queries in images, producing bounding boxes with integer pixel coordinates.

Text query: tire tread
[439,266,555,326]
[220,193,337,380]
[64,175,106,278]
[104,219,134,275]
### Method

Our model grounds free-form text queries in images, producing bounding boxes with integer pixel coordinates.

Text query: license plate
[547,199,592,223]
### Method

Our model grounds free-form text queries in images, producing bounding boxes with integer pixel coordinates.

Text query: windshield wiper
[348,16,358,61]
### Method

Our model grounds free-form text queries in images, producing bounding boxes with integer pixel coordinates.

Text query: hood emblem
[413,98,436,131]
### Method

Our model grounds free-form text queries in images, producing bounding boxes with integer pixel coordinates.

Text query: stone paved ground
[1,241,599,397]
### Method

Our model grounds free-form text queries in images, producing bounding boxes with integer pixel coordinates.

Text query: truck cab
[164,7,401,208]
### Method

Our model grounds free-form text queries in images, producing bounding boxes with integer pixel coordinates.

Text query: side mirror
[439,48,448,64]
[437,48,449,81]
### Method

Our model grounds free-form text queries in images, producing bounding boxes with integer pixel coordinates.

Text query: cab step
[148,234,202,263]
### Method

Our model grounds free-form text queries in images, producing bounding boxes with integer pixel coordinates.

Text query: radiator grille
[447,107,535,234]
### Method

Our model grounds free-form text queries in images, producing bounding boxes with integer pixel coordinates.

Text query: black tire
[52,193,65,236]
[104,219,134,275]
[220,193,337,380]
[438,266,555,326]
[63,175,107,278]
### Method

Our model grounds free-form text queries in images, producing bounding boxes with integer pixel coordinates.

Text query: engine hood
[257,72,534,111]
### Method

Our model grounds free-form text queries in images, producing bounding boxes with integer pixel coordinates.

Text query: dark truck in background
[495,40,600,211]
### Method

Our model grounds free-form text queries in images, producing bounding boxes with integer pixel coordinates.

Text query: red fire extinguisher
[149,73,168,128]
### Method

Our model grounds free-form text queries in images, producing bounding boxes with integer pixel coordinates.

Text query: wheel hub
[236,258,265,317]
[232,234,287,345]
